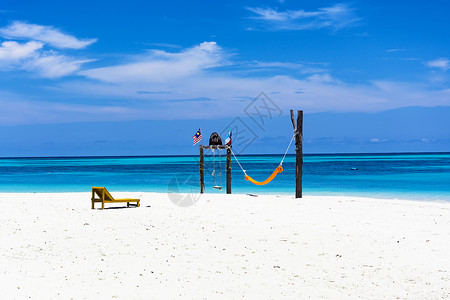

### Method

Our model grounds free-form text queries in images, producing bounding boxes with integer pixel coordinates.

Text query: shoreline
[1,190,449,203]
[1,192,449,298]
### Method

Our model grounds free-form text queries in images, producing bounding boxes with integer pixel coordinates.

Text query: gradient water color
[0,153,449,201]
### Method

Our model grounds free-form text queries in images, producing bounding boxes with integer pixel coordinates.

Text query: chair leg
[91,200,94,209]
[102,202,104,210]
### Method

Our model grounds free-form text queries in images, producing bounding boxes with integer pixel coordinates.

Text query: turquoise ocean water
[0,153,449,201]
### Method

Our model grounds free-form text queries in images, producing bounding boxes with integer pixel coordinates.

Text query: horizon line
[1,151,449,160]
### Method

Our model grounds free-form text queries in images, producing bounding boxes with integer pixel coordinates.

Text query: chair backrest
[93,187,115,201]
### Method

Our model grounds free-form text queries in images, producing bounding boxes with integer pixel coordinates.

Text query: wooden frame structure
[199,145,232,194]
[198,109,302,198]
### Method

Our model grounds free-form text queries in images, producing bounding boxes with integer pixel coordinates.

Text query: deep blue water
[0,153,449,201]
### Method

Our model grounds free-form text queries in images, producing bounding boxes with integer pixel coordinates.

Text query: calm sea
[0,153,449,201]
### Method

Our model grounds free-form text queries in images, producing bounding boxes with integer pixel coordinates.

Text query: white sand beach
[1,192,450,299]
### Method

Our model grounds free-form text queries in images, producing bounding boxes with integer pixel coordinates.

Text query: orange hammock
[244,165,283,185]
[232,132,295,186]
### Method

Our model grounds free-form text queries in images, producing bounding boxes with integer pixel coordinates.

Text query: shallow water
[0,153,449,201]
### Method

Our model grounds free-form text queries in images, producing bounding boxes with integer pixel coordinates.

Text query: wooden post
[226,147,231,194]
[291,110,303,198]
[199,146,205,193]
[296,110,303,198]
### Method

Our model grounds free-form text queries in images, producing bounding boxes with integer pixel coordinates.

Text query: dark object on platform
[209,132,223,145]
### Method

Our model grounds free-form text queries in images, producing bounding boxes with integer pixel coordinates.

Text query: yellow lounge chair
[91,187,140,210]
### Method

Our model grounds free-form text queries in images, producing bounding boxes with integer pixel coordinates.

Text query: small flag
[193,128,202,146]
[225,129,232,145]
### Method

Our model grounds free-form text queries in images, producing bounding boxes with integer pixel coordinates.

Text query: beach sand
[1,192,450,299]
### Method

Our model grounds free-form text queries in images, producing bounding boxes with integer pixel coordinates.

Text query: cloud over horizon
[80,42,225,83]
[0,21,449,124]
[0,21,97,49]
[0,40,43,64]
[426,58,450,71]
[0,21,95,78]
[53,41,450,123]
[246,3,360,31]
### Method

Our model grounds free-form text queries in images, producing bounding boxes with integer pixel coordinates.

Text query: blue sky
[0,0,449,156]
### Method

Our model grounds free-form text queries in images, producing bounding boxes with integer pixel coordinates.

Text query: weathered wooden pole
[296,110,303,198]
[199,146,205,193]
[290,110,303,198]
[226,146,231,194]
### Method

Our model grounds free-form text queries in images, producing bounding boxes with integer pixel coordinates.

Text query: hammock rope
[232,131,296,185]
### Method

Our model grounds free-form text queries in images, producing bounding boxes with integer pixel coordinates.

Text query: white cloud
[60,43,448,118]
[23,52,93,78]
[0,40,91,78]
[2,40,450,124]
[249,61,328,73]
[426,58,450,71]
[57,71,450,123]
[251,61,305,69]
[386,49,406,53]
[0,40,43,64]
[246,3,360,31]
[61,42,450,118]
[80,41,224,83]
[148,42,182,49]
[0,21,95,77]
[0,21,97,49]
[307,73,337,83]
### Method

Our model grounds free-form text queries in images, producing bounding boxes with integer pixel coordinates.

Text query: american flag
[192,128,202,145]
